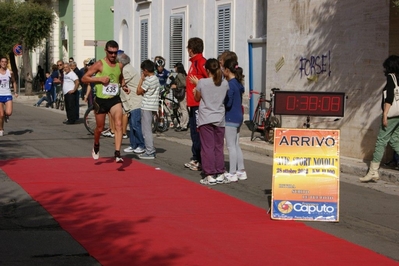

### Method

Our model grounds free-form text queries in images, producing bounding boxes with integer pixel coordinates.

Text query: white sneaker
[92,149,99,160]
[224,172,238,182]
[184,160,198,168]
[115,156,124,163]
[0,130,3,136]
[102,130,114,137]
[133,147,146,154]
[237,171,247,180]
[122,134,128,139]
[200,175,217,186]
[124,146,134,153]
[216,173,230,184]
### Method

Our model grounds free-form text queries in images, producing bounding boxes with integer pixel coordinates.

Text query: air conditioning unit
[135,0,152,4]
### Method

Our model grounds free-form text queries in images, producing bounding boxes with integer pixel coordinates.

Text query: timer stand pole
[303,116,311,128]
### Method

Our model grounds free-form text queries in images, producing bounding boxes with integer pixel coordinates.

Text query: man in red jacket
[184,37,208,171]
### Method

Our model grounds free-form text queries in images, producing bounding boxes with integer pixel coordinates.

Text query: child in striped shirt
[136,60,160,159]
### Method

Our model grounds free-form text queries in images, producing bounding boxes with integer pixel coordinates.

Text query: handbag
[384,74,399,118]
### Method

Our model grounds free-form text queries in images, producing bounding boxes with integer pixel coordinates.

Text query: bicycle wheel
[158,113,170,132]
[84,106,110,135]
[264,115,281,143]
[152,112,158,133]
[251,109,261,141]
[59,94,65,111]
[84,106,96,134]
[55,98,60,109]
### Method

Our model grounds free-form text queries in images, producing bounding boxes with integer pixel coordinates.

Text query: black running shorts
[93,96,122,114]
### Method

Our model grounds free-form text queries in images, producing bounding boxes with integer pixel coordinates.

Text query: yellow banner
[271,128,340,221]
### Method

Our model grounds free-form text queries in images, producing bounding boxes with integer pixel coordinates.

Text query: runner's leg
[110,103,124,152]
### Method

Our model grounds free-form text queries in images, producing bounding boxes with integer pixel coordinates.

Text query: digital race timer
[273,91,346,117]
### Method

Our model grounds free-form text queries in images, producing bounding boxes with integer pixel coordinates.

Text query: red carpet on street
[1,158,397,265]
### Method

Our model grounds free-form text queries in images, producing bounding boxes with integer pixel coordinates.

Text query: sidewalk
[13,93,399,185]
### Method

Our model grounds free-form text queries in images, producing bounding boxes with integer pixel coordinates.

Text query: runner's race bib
[102,83,119,96]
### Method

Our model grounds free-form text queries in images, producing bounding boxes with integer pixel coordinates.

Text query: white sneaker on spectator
[133,147,146,154]
[224,172,238,182]
[216,173,231,184]
[122,134,128,139]
[0,130,3,136]
[124,146,134,153]
[184,160,198,168]
[200,175,217,186]
[237,171,247,180]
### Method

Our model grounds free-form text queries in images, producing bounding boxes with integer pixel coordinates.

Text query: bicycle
[83,105,109,135]
[250,88,281,143]
[152,86,182,133]
[55,89,65,111]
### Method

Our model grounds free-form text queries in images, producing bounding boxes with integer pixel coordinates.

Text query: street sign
[13,44,22,56]
[84,40,107,47]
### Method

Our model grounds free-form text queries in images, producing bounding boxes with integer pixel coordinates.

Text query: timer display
[273,91,345,117]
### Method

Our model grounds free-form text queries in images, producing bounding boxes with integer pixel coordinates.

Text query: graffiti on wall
[299,51,331,78]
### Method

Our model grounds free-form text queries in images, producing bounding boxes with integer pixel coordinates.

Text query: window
[140,19,148,63]
[169,15,184,69]
[217,4,231,56]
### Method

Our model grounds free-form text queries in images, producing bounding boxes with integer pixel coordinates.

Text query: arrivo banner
[271,128,340,222]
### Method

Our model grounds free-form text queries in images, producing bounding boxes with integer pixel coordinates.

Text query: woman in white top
[0,56,18,136]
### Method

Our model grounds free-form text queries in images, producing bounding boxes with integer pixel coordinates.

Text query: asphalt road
[0,99,398,265]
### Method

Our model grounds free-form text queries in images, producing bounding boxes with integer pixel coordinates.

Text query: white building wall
[113,0,257,80]
[266,0,389,160]
[73,0,95,68]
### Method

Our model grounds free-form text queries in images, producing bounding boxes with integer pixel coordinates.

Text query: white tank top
[0,69,11,96]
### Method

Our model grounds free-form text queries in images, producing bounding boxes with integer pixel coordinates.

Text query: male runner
[82,40,130,163]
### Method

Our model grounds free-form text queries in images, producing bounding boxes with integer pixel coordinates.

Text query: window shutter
[217,4,231,56]
[169,15,183,69]
[140,19,148,63]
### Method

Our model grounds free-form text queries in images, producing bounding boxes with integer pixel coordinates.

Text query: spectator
[154,56,170,87]
[51,60,64,108]
[192,58,229,185]
[36,65,45,91]
[170,62,189,131]
[184,37,208,171]
[62,63,79,125]
[83,58,96,107]
[70,61,82,120]
[136,59,160,159]
[115,53,145,154]
[222,58,247,182]
[34,71,52,107]
[80,58,90,100]
[360,55,399,182]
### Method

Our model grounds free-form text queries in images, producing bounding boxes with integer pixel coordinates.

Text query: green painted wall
[95,0,114,59]
[58,0,74,61]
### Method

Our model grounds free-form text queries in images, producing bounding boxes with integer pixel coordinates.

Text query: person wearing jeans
[127,108,145,153]
[115,53,144,154]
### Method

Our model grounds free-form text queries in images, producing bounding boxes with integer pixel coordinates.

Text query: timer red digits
[274,91,345,117]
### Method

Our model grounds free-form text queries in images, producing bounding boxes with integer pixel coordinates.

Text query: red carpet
[1,158,397,265]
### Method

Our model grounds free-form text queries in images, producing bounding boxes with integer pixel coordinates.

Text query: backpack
[172,73,186,101]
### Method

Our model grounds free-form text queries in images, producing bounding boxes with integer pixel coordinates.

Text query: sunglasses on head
[106,50,118,55]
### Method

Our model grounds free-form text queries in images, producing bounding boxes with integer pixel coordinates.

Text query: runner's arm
[82,60,108,85]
